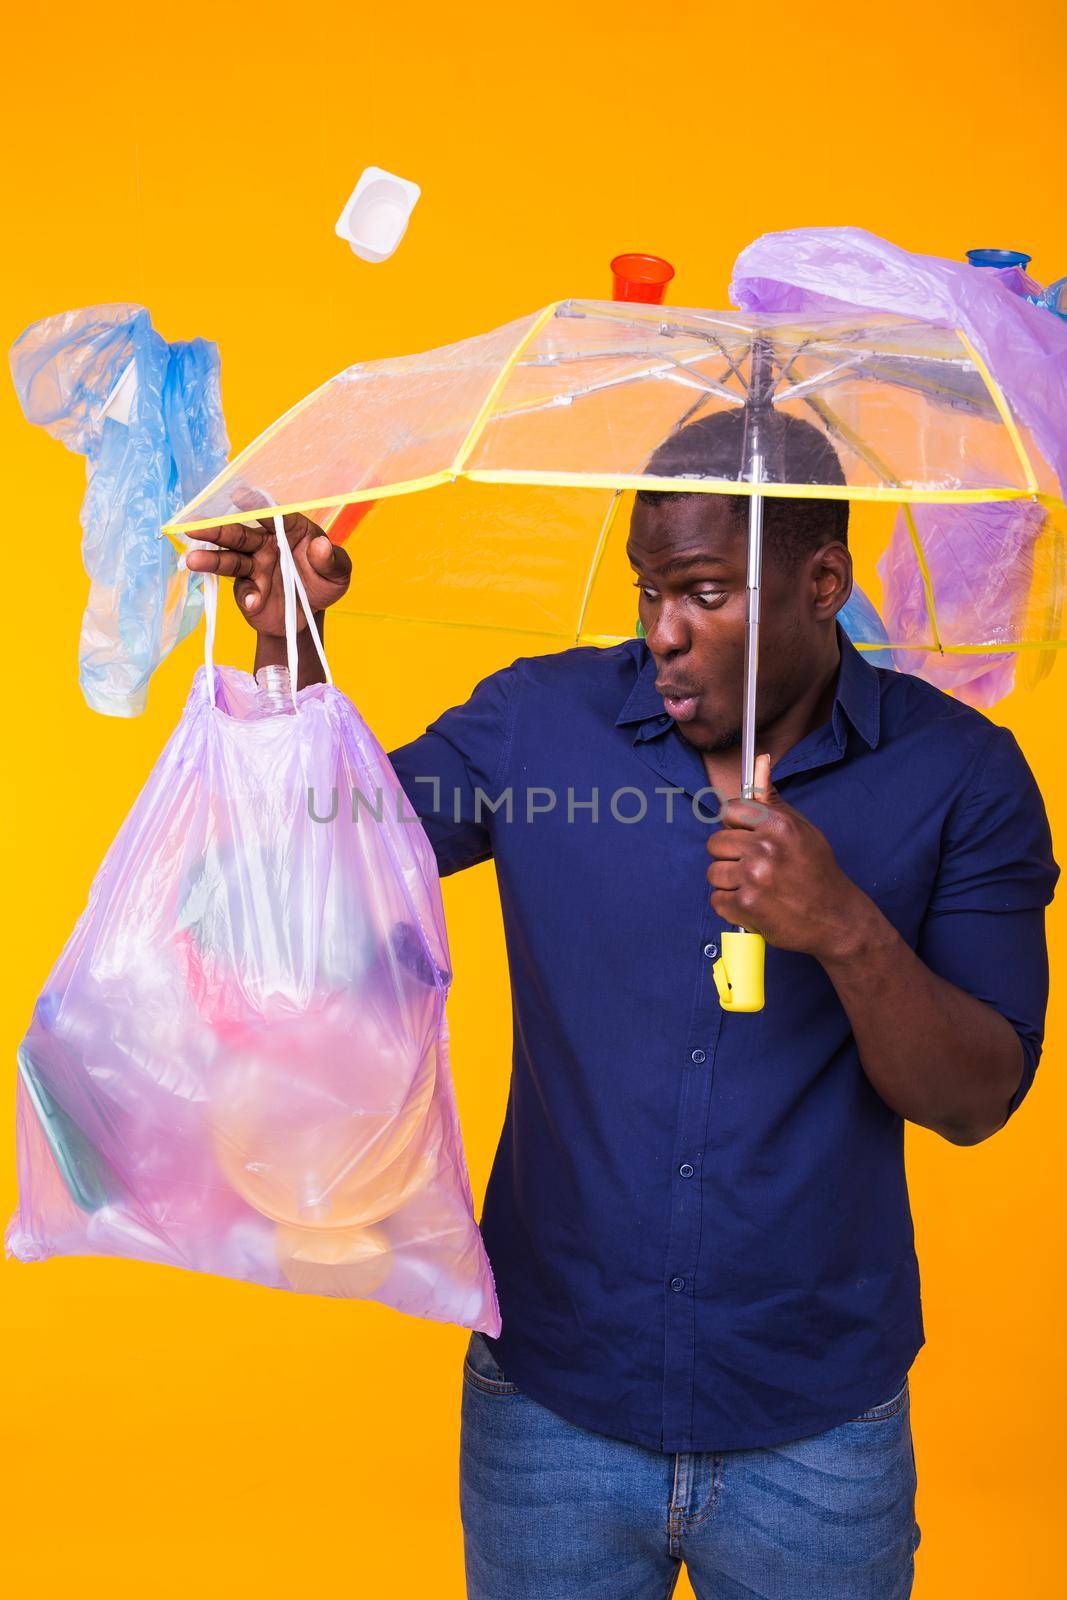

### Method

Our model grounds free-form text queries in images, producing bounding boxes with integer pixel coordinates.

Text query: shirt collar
[615,622,882,751]
[831,622,882,750]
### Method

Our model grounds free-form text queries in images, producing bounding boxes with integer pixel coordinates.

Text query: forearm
[253,614,327,690]
[819,892,1024,1144]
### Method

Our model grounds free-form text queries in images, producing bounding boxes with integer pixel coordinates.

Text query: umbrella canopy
[165,298,1067,1014]
[164,298,1066,664]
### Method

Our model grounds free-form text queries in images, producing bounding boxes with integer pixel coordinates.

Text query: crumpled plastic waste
[10,304,229,716]
[730,228,1067,705]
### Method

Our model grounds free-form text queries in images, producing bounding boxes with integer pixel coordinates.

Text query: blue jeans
[460,1332,920,1600]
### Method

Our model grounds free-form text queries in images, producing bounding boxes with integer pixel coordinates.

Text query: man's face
[626,494,849,755]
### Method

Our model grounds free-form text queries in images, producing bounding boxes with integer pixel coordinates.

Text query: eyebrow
[628,552,734,577]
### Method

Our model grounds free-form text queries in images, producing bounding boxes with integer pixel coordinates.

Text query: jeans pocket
[850,1374,910,1422]
[463,1331,521,1396]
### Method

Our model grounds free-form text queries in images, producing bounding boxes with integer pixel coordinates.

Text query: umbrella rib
[168,370,334,525]
[450,302,563,474]
[574,491,625,642]
[689,328,750,392]
[672,391,719,433]
[779,345,939,652]
[792,317,954,351]
[772,354,874,404]
[956,331,1040,494]
[647,351,746,403]
[793,384,945,655]
[899,504,945,655]
[564,301,762,347]
[488,352,743,422]
[520,346,710,367]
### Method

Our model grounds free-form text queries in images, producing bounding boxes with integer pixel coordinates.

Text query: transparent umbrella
[165,300,1067,1011]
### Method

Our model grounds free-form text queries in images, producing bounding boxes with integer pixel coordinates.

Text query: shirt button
[691,1048,706,1064]
[704,942,718,959]
[679,1163,695,1178]
[670,1277,686,1293]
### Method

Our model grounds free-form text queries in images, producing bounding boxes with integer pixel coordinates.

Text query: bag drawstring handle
[203,565,219,704]
[202,514,334,709]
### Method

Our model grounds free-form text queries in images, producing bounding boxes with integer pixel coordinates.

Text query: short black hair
[634,407,849,568]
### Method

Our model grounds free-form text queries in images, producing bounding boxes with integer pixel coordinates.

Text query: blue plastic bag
[838,584,892,662]
[10,304,229,716]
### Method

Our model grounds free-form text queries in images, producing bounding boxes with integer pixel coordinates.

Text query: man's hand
[183,497,351,639]
[708,757,1025,1144]
[706,753,870,962]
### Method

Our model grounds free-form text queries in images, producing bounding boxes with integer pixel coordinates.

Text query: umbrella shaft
[741,464,764,802]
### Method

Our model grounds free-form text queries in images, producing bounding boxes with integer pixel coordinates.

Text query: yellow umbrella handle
[712,930,766,1013]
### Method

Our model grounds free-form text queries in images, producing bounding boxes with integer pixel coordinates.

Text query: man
[186,409,1058,1600]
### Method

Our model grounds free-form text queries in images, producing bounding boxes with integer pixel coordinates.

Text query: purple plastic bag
[730,228,1067,705]
[6,523,501,1333]
[730,226,1067,495]
[877,500,1049,706]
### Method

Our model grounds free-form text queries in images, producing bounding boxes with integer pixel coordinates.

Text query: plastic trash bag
[730,228,1067,705]
[730,226,1067,495]
[10,304,229,717]
[6,523,502,1334]
[838,583,892,663]
[876,500,1052,706]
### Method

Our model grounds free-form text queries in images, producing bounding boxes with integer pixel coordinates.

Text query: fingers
[231,486,326,549]
[710,892,760,935]
[234,575,264,615]
[716,756,780,829]
[720,794,773,830]
[231,485,271,513]
[305,533,352,582]
[184,545,256,578]
[707,826,748,861]
[267,511,325,548]
[707,863,766,932]
[707,841,768,889]
[183,520,265,567]
[231,485,278,535]
[707,861,745,894]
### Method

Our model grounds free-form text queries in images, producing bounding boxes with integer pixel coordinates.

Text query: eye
[692,590,727,609]
[632,579,659,600]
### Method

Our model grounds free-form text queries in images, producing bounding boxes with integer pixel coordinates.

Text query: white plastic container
[335,167,421,264]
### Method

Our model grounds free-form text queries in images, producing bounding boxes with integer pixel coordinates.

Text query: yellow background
[2,3,1064,1594]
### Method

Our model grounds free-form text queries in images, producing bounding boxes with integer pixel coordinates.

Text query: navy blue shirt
[389,625,1058,1452]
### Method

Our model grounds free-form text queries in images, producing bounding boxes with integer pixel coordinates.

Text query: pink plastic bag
[6,520,501,1334]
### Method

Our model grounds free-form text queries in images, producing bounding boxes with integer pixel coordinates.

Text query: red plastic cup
[610,253,676,304]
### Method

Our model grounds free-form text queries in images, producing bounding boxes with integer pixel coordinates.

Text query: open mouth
[657,688,700,722]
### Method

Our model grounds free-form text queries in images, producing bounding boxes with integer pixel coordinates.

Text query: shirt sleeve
[387,662,520,877]
[924,724,1059,916]
[917,724,1059,1117]
[918,908,1050,1117]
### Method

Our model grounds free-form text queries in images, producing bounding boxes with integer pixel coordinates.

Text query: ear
[812,541,852,624]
